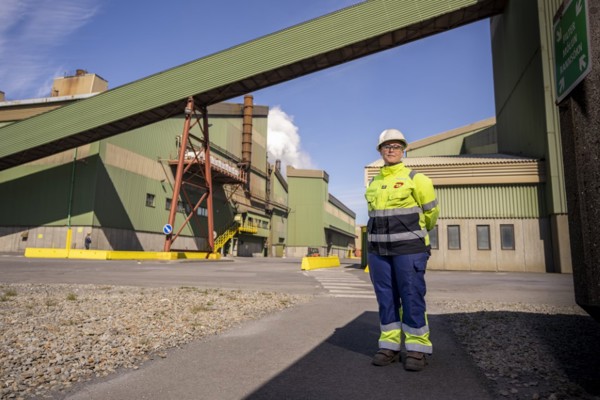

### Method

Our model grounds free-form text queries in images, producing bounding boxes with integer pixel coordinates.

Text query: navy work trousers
[368,252,431,353]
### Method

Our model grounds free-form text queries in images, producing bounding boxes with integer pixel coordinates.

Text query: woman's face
[379,140,405,165]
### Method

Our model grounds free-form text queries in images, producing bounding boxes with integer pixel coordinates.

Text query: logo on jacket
[393,182,404,188]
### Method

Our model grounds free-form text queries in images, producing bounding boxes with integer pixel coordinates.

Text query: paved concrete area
[0,254,581,399]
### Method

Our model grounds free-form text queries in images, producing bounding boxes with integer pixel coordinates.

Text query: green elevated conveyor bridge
[0,0,506,171]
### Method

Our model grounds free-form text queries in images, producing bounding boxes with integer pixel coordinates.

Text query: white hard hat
[377,128,408,150]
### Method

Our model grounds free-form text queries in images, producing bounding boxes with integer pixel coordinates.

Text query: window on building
[500,224,515,250]
[181,202,191,214]
[448,225,461,250]
[197,207,208,217]
[476,225,491,250]
[429,225,439,249]
[165,198,190,213]
[145,193,155,207]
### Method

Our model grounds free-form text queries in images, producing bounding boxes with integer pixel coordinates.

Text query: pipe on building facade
[241,95,253,168]
[241,94,253,192]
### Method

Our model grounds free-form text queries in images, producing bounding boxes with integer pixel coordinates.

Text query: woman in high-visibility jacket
[365,128,439,371]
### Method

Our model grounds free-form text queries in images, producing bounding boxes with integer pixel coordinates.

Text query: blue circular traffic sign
[163,224,173,235]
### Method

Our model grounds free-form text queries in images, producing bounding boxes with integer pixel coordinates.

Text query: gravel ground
[429,299,600,400]
[0,283,310,400]
[1,284,599,400]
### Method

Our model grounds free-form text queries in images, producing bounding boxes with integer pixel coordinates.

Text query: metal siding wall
[206,118,243,160]
[250,118,268,176]
[537,0,568,214]
[287,177,326,246]
[107,118,182,160]
[96,165,173,232]
[271,175,288,207]
[218,119,243,160]
[437,185,545,218]
[323,205,355,236]
[270,213,287,243]
[0,151,98,226]
[408,132,472,157]
[492,0,568,216]
[492,0,545,158]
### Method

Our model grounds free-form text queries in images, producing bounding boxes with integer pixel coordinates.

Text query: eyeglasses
[381,144,404,151]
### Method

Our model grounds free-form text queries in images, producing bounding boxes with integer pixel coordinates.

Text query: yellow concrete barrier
[24,248,221,261]
[301,255,340,270]
[25,248,69,258]
[179,252,220,260]
[69,249,110,260]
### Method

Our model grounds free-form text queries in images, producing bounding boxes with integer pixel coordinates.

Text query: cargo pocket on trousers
[413,256,428,296]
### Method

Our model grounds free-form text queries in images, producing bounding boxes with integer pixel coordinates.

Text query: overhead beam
[0,0,506,171]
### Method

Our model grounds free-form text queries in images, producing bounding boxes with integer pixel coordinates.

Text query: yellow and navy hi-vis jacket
[365,162,439,255]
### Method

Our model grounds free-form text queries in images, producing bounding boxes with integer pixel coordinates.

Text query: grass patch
[45,299,58,307]
[179,286,199,292]
[190,304,212,314]
[0,288,17,301]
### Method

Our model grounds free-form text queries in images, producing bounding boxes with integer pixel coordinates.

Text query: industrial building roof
[365,154,545,186]
[407,117,496,151]
[367,154,540,168]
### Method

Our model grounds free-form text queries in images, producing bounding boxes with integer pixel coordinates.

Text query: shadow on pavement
[243,312,494,400]
[243,308,600,400]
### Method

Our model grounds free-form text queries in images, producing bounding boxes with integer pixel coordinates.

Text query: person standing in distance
[84,233,92,250]
[365,128,439,371]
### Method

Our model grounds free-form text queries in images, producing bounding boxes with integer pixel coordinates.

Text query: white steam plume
[267,106,315,174]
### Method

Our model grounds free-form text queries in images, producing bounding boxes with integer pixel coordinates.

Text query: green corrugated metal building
[0,97,282,254]
[286,166,356,257]
[0,83,357,257]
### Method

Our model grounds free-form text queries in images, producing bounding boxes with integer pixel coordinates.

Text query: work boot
[371,349,400,366]
[403,351,427,371]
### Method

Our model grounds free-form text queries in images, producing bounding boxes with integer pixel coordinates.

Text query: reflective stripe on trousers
[368,252,432,354]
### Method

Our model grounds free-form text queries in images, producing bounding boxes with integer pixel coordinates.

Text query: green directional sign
[553,0,592,103]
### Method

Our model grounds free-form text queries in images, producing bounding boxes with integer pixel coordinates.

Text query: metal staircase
[213,222,259,253]
[214,223,239,253]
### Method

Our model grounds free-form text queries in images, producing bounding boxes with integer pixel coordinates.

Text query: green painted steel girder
[0,0,506,171]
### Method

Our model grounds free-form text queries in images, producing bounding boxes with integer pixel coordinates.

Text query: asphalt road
[0,254,577,305]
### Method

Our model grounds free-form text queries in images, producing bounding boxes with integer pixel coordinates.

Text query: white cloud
[0,0,98,100]
[267,106,316,174]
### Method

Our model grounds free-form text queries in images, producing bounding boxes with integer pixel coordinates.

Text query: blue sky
[0,0,496,225]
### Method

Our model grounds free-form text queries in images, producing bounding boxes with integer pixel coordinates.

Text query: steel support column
[202,106,215,251]
[163,98,215,253]
[163,98,195,252]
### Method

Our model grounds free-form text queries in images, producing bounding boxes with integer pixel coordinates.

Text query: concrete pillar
[558,3,600,320]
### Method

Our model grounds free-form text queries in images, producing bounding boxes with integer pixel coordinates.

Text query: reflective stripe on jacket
[365,163,439,255]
